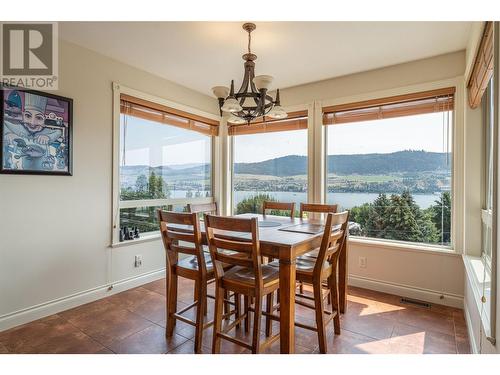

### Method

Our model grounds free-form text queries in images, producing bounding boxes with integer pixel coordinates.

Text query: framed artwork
[0,88,73,175]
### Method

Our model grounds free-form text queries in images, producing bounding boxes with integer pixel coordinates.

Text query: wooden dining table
[172,212,348,354]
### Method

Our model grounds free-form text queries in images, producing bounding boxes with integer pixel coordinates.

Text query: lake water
[168,189,439,210]
[233,191,439,210]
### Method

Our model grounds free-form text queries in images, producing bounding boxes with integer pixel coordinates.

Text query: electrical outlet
[134,255,143,268]
[358,256,367,268]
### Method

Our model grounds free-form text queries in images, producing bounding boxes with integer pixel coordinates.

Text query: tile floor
[0,278,470,354]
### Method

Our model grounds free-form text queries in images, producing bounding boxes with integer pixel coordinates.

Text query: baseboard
[0,268,166,332]
[348,274,464,309]
[463,302,479,354]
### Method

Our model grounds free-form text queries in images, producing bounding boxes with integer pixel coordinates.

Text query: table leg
[279,257,296,354]
[339,239,348,313]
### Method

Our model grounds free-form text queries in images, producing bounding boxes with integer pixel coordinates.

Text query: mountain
[233,150,450,176]
[120,150,450,181]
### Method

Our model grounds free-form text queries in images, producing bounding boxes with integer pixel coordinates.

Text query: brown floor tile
[1,279,468,355]
[320,329,392,354]
[389,323,457,354]
[0,315,105,354]
[341,313,395,340]
[61,300,153,347]
[108,325,188,354]
[142,279,166,296]
[394,306,455,336]
[0,342,10,353]
[109,287,167,323]
[167,340,210,354]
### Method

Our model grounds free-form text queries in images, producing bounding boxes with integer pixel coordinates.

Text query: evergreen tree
[429,191,451,244]
[135,174,148,192]
[236,193,277,215]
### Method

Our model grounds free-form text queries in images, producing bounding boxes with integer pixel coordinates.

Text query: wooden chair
[158,210,236,353]
[188,202,218,215]
[187,201,236,321]
[262,201,295,219]
[204,215,280,354]
[270,211,349,353]
[299,203,338,218]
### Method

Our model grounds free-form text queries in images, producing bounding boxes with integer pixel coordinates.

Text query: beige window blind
[228,110,308,136]
[323,87,455,126]
[468,22,494,109]
[120,94,219,136]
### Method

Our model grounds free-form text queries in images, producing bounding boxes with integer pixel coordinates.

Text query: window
[324,88,454,247]
[230,112,308,216]
[482,77,494,262]
[118,94,217,235]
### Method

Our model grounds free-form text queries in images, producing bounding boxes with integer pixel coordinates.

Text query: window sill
[349,236,459,256]
[463,254,492,335]
[111,232,161,248]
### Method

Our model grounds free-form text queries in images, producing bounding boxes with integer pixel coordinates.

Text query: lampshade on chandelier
[212,23,287,125]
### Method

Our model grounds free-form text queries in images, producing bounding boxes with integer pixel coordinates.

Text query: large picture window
[324,88,454,247]
[231,112,308,216]
[118,94,217,234]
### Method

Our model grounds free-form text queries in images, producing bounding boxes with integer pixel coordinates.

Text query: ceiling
[60,22,472,96]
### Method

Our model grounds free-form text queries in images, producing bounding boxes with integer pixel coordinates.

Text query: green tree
[236,193,277,215]
[351,191,439,244]
[135,174,148,192]
[428,191,451,244]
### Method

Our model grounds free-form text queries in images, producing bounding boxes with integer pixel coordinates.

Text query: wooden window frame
[468,22,494,109]
[228,110,308,136]
[323,87,455,125]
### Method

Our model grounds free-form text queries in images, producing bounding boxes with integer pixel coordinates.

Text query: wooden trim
[228,110,308,136]
[468,22,494,109]
[322,87,455,125]
[120,93,219,136]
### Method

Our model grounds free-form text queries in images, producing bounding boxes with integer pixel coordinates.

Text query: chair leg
[235,293,241,328]
[166,269,177,337]
[212,285,224,354]
[194,280,199,302]
[299,281,304,294]
[252,295,262,354]
[329,275,341,335]
[265,292,274,337]
[313,283,327,353]
[223,290,230,318]
[243,296,250,333]
[194,278,206,353]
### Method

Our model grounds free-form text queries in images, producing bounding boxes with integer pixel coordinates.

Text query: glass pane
[483,78,494,260]
[120,204,188,235]
[232,129,308,216]
[327,112,452,247]
[120,113,212,201]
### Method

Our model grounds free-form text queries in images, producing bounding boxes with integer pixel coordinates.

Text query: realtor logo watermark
[1,22,58,90]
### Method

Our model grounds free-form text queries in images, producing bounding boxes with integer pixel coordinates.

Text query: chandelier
[212,23,287,125]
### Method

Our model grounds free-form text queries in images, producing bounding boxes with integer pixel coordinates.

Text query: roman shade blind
[120,94,219,136]
[468,22,494,109]
[228,110,308,136]
[322,87,455,126]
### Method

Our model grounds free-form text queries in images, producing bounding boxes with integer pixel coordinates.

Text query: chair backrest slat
[314,211,349,276]
[211,237,254,254]
[263,201,295,219]
[158,210,206,273]
[299,203,338,218]
[204,214,263,290]
[188,202,218,215]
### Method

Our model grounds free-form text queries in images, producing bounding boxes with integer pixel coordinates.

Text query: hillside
[233,150,450,176]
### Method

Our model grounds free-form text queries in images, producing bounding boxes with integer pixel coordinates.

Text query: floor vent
[400,297,431,309]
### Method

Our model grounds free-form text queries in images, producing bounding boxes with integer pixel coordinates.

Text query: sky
[122,111,452,166]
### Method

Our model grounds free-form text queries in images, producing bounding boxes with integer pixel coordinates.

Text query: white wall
[0,40,218,331]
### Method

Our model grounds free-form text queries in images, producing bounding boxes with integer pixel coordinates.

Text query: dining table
[172,212,348,354]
